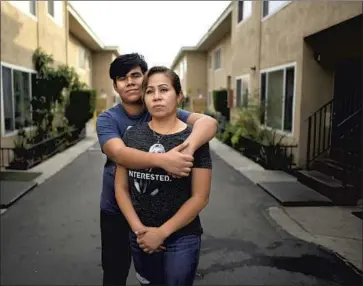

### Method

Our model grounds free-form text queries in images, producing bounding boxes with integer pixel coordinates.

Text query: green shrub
[65,89,97,132]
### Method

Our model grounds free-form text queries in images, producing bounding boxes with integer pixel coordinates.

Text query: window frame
[47,0,55,17]
[237,1,252,25]
[235,74,250,108]
[8,1,37,21]
[261,1,291,22]
[214,48,222,71]
[78,46,87,70]
[46,0,63,27]
[259,62,296,136]
[0,62,37,137]
[29,0,36,16]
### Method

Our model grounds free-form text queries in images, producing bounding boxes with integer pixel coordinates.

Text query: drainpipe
[36,0,40,50]
[256,1,262,93]
[65,0,69,65]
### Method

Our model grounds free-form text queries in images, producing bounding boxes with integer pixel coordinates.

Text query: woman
[114,66,212,286]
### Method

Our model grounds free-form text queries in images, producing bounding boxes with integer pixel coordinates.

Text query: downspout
[65,0,69,65]
[36,0,40,51]
[256,0,262,93]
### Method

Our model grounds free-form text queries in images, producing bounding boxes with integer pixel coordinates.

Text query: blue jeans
[130,232,201,286]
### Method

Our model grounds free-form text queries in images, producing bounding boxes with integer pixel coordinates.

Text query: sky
[69,1,231,67]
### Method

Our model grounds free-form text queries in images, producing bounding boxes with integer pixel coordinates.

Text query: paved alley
[1,146,361,286]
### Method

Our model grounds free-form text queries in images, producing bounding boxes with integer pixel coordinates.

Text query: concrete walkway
[210,138,363,271]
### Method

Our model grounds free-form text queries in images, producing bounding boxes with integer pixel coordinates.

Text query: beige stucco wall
[207,33,232,92]
[92,52,116,109]
[37,1,68,65]
[186,52,207,99]
[68,33,92,87]
[1,1,39,69]
[229,0,361,166]
[1,1,68,68]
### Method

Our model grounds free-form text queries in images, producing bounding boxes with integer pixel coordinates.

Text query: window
[48,0,55,17]
[207,91,212,107]
[183,57,187,75]
[9,1,37,17]
[79,47,88,69]
[47,0,63,26]
[237,1,252,23]
[262,1,290,18]
[235,76,249,108]
[29,0,36,15]
[214,49,221,70]
[1,65,34,133]
[260,65,295,133]
[179,60,184,80]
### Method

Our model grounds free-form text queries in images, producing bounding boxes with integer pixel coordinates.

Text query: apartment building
[0,0,120,143]
[171,4,232,113]
[232,0,361,168]
[171,1,362,170]
[171,47,208,112]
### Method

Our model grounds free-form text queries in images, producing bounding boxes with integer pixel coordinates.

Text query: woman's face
[144,73,182,118]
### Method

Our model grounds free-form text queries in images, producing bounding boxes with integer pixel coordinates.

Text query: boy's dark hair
[109,53,148,83]
[142,66,182,95]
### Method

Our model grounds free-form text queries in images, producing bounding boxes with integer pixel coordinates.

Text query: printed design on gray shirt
[129,142,171,196]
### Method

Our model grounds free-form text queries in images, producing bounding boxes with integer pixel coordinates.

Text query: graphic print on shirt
[129,142,171,196]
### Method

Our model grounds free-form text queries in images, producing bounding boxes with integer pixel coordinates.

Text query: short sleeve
[193,143,212,169]
[96,112,121,148]
[176,108,191,123]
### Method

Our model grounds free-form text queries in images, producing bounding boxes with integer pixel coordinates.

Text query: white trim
[259,62,297,136]
[3,126,36,138]
[0,62,36,74]
[235,73,249,81]
[260,61,296,74]
[281,69,286,131]
[261,1,292,22]
[7,1,38,22]
[195,3,232,49]
[67,2,104,49]
[0,63,37,136]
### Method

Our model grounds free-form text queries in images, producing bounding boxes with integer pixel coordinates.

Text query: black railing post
[306,117,312,169]
[313,113,317,160]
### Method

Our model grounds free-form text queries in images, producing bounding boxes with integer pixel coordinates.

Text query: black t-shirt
[123,122,212,236]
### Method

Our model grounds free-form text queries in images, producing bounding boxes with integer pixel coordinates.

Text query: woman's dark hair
[142,66,182,95]
[109,53,148,83]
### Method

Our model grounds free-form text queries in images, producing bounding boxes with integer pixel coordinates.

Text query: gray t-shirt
[123,122,212,236]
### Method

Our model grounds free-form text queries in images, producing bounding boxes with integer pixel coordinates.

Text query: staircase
[299,97,362,206]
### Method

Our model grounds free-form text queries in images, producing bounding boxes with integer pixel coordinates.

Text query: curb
[32,136,98,185]
[268,206,363,272]
[1,133,98,216]
[1,181,38,209]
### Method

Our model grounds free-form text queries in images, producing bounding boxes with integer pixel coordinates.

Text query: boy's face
[114,66,144,105]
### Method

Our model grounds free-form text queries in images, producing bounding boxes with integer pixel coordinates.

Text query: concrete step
[297,170,360,206]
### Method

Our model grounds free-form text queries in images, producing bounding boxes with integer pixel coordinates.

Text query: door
[332,60,362,151]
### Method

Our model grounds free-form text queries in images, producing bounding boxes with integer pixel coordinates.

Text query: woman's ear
[177,92,184,106]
